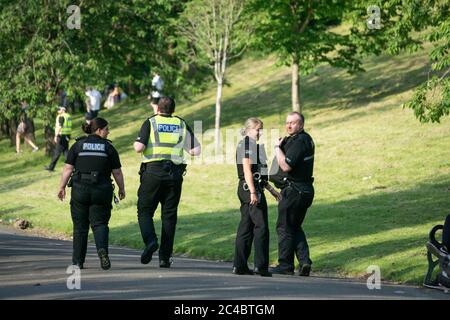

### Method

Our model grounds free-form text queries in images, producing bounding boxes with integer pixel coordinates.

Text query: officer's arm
[134,141,146,153]
[275,146,293,172]
[57,164,74,201]
[55,116,63,137]
[112,168,126,200]
[243,158,257,194]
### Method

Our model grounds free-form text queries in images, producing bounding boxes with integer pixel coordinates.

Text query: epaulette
[75,135,88,141]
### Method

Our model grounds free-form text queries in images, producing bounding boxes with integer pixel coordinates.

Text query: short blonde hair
[241,117,263,136]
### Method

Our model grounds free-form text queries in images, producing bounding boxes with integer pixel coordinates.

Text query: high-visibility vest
[56,113,72,135]
[142,115,187,164]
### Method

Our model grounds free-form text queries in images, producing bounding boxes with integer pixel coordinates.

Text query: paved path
[0,225,448,300]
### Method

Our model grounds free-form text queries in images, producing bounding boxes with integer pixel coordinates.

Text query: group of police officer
[55,95,316,277]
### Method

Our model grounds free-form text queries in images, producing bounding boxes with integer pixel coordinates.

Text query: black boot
[98,248,111,270]
[141,241,159,264]
[254,267,272,277]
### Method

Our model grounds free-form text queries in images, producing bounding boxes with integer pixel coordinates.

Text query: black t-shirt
[236,136,268,180]
[66,134,121,176]
[135,114,200,152]
[282,130,315,183]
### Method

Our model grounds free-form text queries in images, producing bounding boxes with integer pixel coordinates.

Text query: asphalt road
[0,225,448,300]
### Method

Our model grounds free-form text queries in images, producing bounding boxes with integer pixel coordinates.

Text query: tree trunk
[291,59,301,113]
[9,118,18,147]
[1,120,10,141]
[214,79,223,156]
[44,125,55,156]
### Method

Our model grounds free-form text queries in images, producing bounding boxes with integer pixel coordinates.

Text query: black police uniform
[234,136,270,273]
[65,134,121,266]
[47,116,70,171]
[136,115,200,266]
[272,130,315,273]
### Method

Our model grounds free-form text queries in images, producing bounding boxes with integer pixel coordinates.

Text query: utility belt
[69,171,110,185]
[140,161,187,177]
[285,178,314,195]
[241,172,267,192]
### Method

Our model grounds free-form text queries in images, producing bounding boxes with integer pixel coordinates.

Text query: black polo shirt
[66,134,121,176]
[282,130,315,183]
[236,136,268,180]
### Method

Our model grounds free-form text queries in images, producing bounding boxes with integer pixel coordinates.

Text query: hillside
[1,48,449,284]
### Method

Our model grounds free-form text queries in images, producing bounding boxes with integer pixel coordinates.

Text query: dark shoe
[97,248,111,270]
[141,241,159,264]
[299,264,311,276]
[254,267,272,277]
[44,166,54,172]
[232,266,254,275]
[159,260,171,268]
[269,265,294,275]
[73,263,84,270]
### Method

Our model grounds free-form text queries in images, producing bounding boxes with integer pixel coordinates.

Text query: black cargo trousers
[276,183,314,271]
[70,179,113,265]
[234,180,270,271]
[48,135,70,170]
[137,162,183,262]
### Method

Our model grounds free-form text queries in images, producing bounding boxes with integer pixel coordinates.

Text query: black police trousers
[137,168,183,262]
[234,181,269,271]
[70,180,113,265]
[48,135,70,170]
[276,183,314,270]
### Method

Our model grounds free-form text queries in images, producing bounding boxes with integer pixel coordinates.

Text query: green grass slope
[1,49,449,284]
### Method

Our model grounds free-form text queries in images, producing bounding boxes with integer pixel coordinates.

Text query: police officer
[234,118,281,277]
[270,112,315,276]
[57,117,125,270]
[45,106,72,172]
[134,96,200,268]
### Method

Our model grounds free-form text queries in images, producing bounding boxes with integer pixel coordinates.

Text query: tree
[249,0,363,113]
[177,0,250,154]
[348,0,449,123]
[0,0,193,152]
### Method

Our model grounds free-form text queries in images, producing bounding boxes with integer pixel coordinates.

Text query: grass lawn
[1,47,449,284]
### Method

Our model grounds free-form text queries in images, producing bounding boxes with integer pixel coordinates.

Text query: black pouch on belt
[81,171,99,184]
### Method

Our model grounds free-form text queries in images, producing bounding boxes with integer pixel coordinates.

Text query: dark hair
[82,117,108,134]
[288,111,305,124]
[158,96,175,114]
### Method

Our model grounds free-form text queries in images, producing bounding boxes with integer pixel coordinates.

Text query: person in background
[45,106,72,172]
[85,87,102,119]
[16,109,38,154]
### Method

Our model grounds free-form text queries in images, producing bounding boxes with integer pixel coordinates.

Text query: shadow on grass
[180,55,431,130]
[107,177,449,283]
[0,206,34,216]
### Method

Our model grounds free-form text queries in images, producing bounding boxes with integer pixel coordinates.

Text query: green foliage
[349,0,450,122]
[176,0,251,80]
[248,0,364,74]
[0,0,202,126]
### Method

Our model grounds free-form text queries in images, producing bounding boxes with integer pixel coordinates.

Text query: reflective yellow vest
[56,113,72,135]
[142,115,187,165]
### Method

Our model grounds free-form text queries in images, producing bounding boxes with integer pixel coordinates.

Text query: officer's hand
[53,136,58,144]
[250,193,258,205]
[57,188,65,201]
[118,189,126,200]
